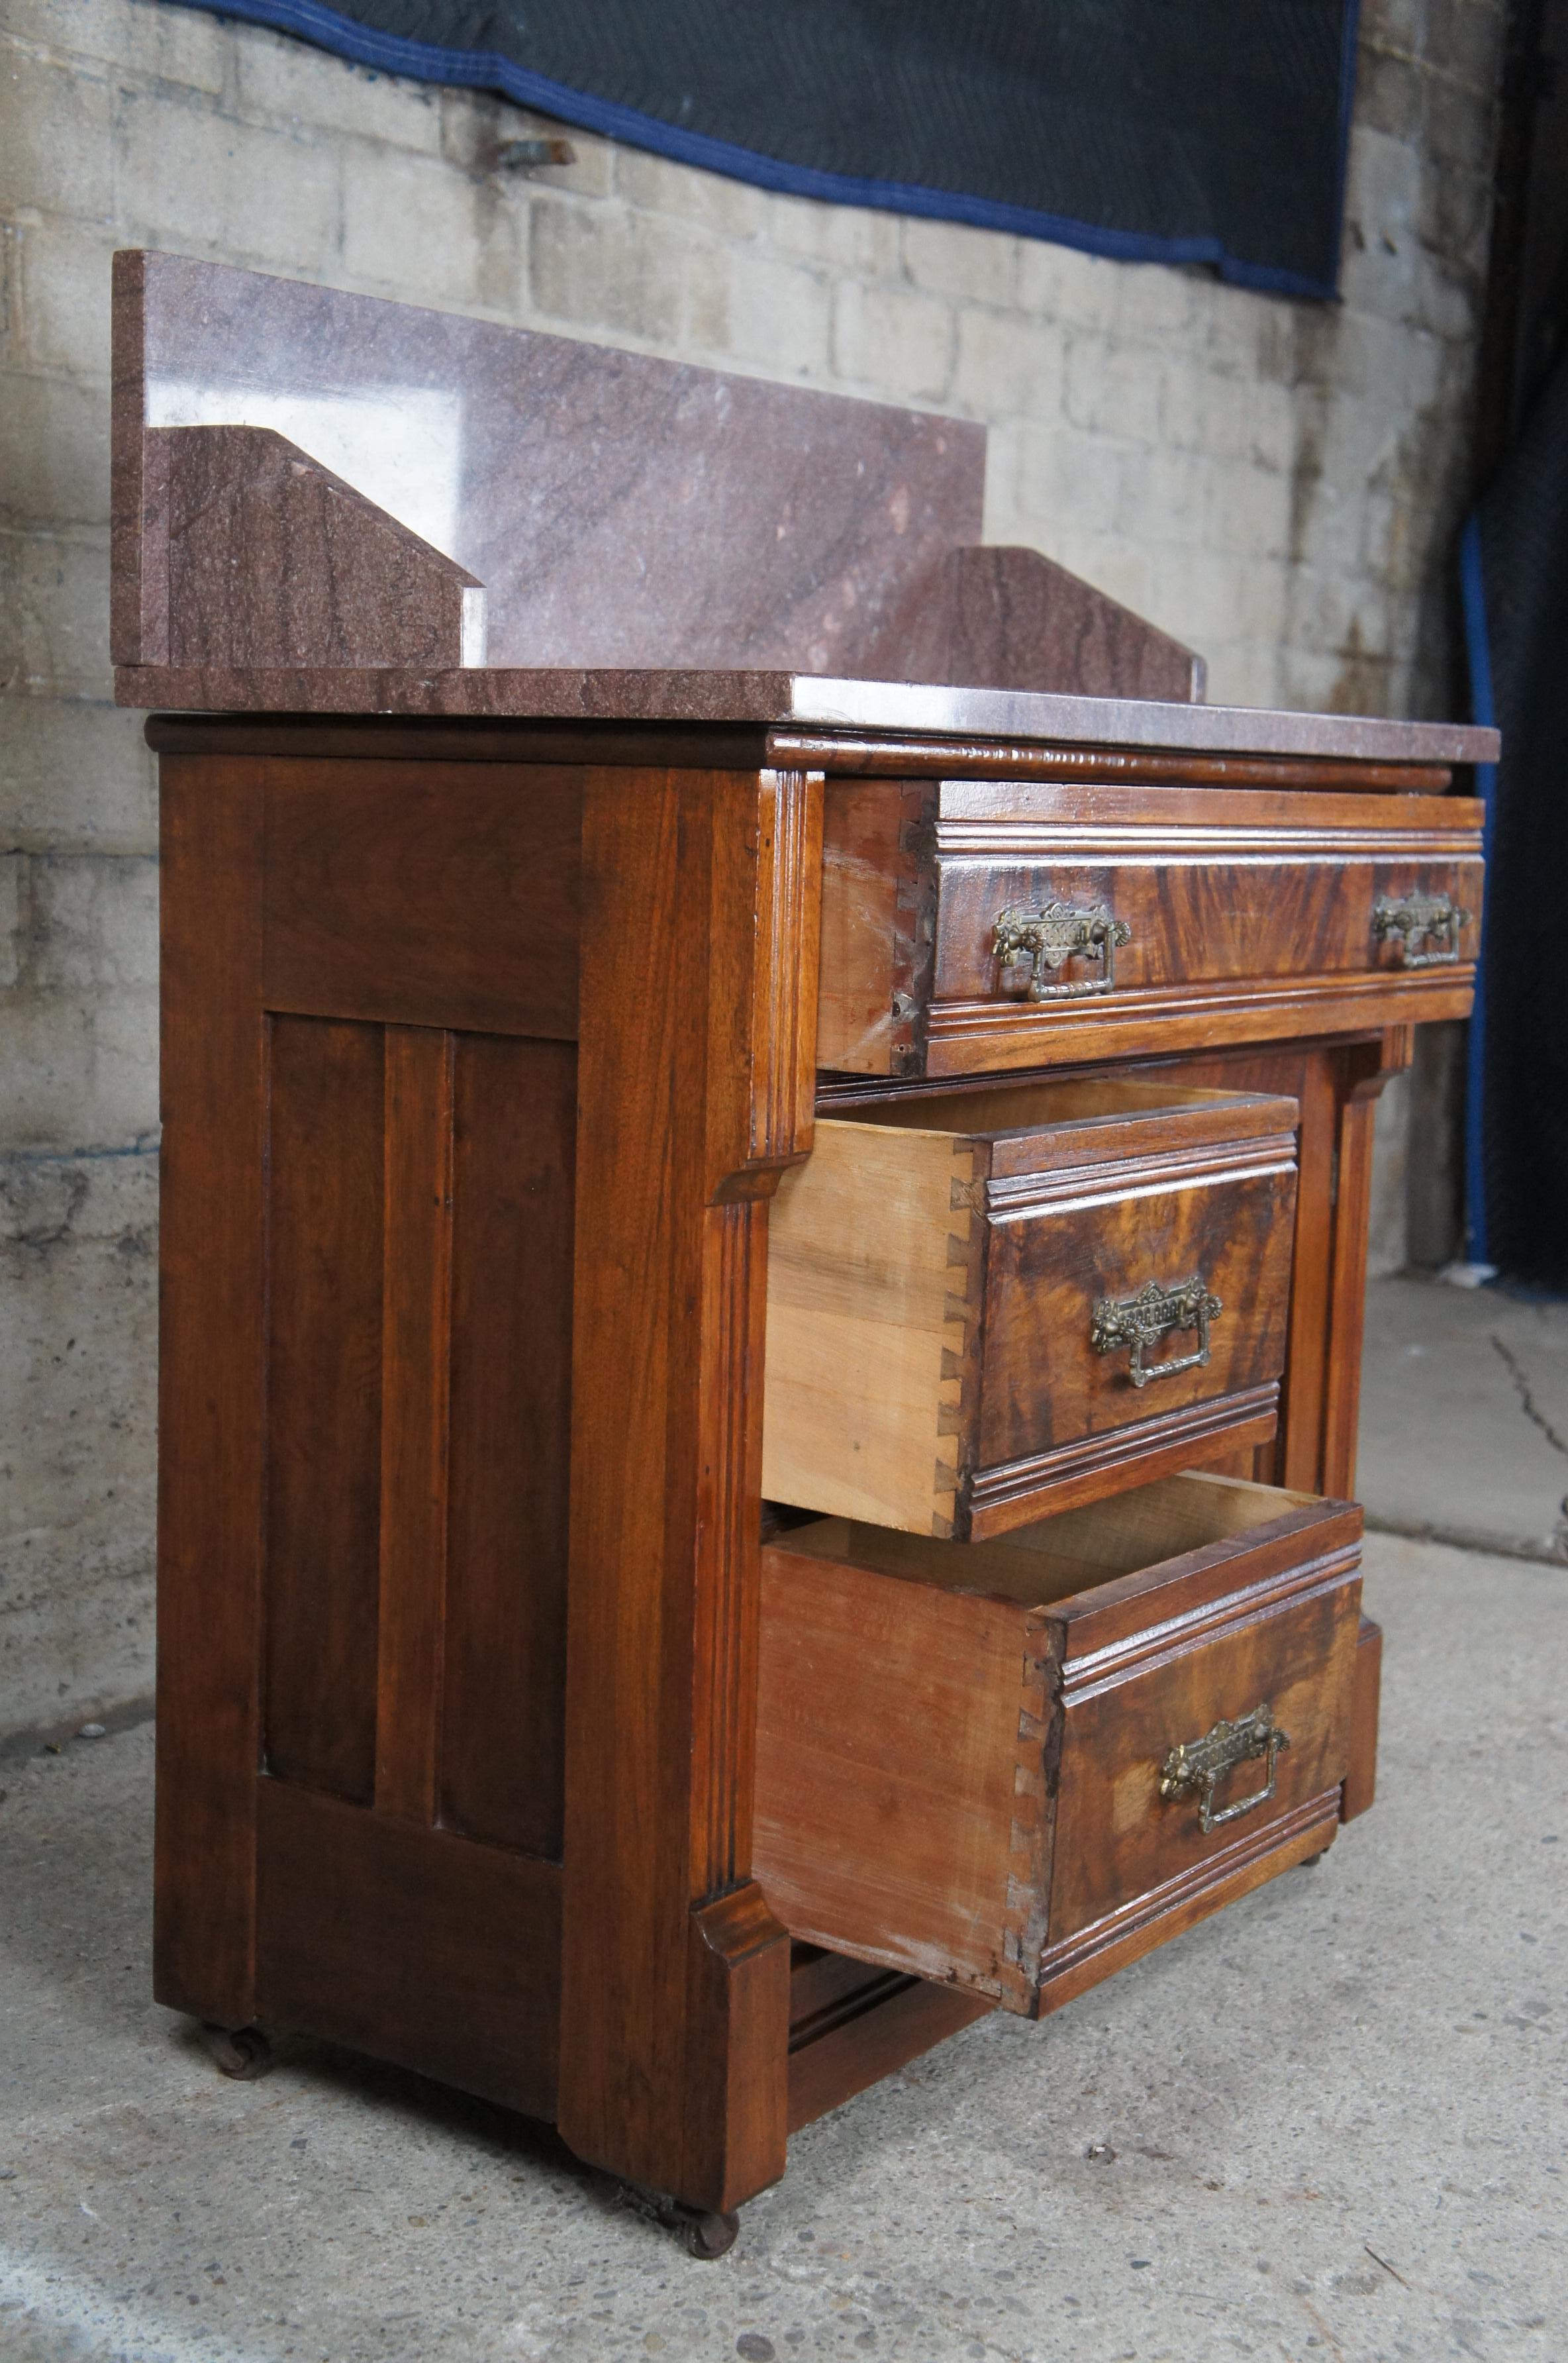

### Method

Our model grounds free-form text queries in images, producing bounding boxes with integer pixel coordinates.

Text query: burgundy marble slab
[904,546,1204,703]
[113,250,984,676]
[111,663,1499,765]
[152,426,483,669]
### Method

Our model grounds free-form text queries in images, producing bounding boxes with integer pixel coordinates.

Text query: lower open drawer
[754,1470,1364,2017]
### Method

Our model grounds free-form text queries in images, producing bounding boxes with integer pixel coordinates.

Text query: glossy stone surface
[113,662,1497,764]
[109,250,1500,765]
[113,249,984,676]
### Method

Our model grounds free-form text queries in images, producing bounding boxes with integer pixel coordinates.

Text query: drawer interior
[755,1470,1363,2013]
[767,1467,1324,1612]
[763,1080,1300,1537]
[831,1072,1287,1146]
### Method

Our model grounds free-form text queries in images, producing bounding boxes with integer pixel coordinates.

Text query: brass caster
[199,2022,274,2080]
[679,2205,740,2261]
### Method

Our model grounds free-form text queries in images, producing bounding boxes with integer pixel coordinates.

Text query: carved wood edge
[559,765,822,2209]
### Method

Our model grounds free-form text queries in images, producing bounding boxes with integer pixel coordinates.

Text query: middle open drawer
[763,1078,1298,1539]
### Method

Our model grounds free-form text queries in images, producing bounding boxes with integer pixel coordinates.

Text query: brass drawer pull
[1159,1703,1291,1835]
[1373,892,1471,968]
[993,901,1132,1000]
[1089,1273,1222,1389]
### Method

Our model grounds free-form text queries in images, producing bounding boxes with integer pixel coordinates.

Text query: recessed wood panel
[256,1777,560,2120]
[440,1034,577,1858]
[264,1015,385,1803]
[263,761,581,1036]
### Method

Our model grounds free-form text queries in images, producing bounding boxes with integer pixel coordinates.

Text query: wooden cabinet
[754,1472,1362,2013]
[145,718,1483,2243]
[763,1080,1298,1534]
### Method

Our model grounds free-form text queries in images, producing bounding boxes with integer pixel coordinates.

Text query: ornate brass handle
[1089,1274,1222,1388]
[1373,892,1471,968]
[1160,1703,1291,1835]
[993,901,1132,1000]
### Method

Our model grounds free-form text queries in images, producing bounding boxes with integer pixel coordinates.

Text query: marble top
[111,252,1496,766]
[113,662,1498,764]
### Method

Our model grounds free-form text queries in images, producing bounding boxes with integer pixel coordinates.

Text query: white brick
[1202,460,1293,560]
[1014,426,1122,540]
[342,144,494,306]
[0,532,113,700]
[0,370,110,527]
[2,0,228,92]
[0,42,113,220]
[115,89,339,268]
[616,144,767,238]
[1063,335,1160,442]
[1116,446,1218,544]
[0,694,156,854]
[1,984,158,1151]
[0,853,21,987]
[530,197,685,346]
[1110,260,1194,342]
[769,191,901,276]
[15,215,119,376]
[902,217,1018,310]
[1016,238,1118,331]
[953,307,1064,421]
[236,24,443,154]
[687,246,830,377]
[20,854,158,993]
[832,281,954,401]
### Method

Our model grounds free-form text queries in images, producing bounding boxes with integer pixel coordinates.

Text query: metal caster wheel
[199,2022,274,2080]
[679,2206,740,2261]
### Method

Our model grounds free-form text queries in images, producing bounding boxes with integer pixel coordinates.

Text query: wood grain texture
[819,1036,1403,1507]
[263,762,581,1038]
[787,1950,992,2135]
[154,758,268,2025]
[142,711,1457,795]
[815,778,1485,1079]
[263,1016,385,1805]
[1341,1613,1383,1822]
[374,1027,454,1825]
[256,1778,559,2119]
[764,1080,1297,1538]
[558,766,821,2212]
[1320,1032,1413,1496]
[754,1474,1363,2015]
[440,1034,576,1858]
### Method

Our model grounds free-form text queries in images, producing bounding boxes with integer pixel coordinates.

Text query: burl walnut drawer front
[817,779,1485,1077]
[762,1077,1298,1538]
[754,1472,1363,2017]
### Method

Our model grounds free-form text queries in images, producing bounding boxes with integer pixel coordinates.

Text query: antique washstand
[115,252,1491,2253]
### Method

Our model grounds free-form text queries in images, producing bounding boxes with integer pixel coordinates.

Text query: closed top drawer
[818,778,1485,1078]
[754,1469,1364,2017]
[763,1076,1297,1538]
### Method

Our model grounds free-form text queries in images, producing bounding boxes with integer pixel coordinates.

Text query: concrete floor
[1358,1276,1568,1562]
[3,1281,1566,2362]
[2,1531,1563,2362]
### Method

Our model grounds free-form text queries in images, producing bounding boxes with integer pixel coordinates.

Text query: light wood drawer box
[762,1077,1298,1538]
[754,1471,1363,2017]
[817,779,1486,1078]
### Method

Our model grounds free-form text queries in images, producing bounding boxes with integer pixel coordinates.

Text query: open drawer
[753,1470,1365,2019]
[763,1076,1298,1537]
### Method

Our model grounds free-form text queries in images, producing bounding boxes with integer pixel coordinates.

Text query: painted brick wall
[0,0,1504,1733]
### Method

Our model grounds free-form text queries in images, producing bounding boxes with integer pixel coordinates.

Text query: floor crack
[1491,1334,1568,1552]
